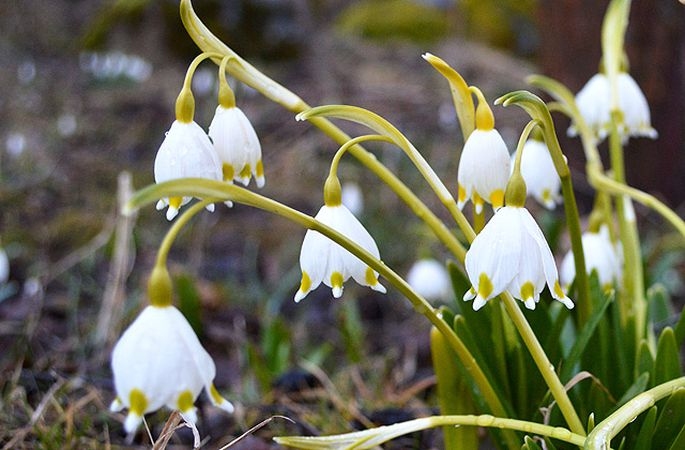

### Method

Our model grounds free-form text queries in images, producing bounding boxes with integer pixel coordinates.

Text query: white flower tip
[332,286,343,298]
[124,413,143,434]
[156,199,166,211]
[371,282,386,294]
[457,199,466,210]
[216,398,235,414]
[475,203,483,214]
[255,176,265,189]
[472,297,487,311]
[180,408,198,425]
[294,290,307,303]
[463,288,476,301]
[224,200,234,208]
[109,398,124,412]
[524,299,536,310]
[237,176,250,186]
[166,206,179,221]
[558,296,575,309]
[205,203,215,213]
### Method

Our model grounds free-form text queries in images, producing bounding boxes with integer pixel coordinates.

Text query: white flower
[208,105,264,188]
[569,72,657,142]
[560,225,621,290]
[463,206,573,311]
[154,120,222,220]
[294,204,386,302]
[406,258,452,303]
[457,129,511,213]
[513,139,561,209]
[110,305,233,433]
[0,246,8,285]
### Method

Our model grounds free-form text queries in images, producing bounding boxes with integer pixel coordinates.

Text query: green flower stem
[500,292,586,439]
[585,377,685,450]
[328,134,394,179]
[148,199,215,307]
[275,414,586,449]
[179,0,468,261]
[175,51,222,122]
[154,199,213,270]
[126,179,518,447]
[608,113,645,334]
[496,91,591,326]
[297,105,475,244]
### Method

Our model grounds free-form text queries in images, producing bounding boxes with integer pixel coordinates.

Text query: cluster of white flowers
[154,105,263,220]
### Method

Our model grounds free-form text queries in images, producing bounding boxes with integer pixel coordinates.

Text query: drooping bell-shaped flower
[568,72,657,142]
[512,137,561,209]
[295,175,385,302]
[560,225,621,291]
[463,173,573,311]
[208,105,264,188]
[110,303,233,433]
[153,119,222,221]
[406,258,452,303]
[457,88,511,213]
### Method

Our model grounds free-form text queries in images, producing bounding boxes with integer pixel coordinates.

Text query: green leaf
[666,424,685,450]
[560,289,613,382]
[430,327,478,450]
[673,306,685,347]
[647,284,673,328]
[653,388,685,449]
[616,372,650,408]
[655,328,682,385]
[635,340,654,384]
[632,406,657,450]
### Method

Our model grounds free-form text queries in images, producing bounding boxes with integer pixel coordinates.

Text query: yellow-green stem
[154,199,213,270]
[127,178,518,447]
[585,377,685,450]
[609,110,645,334]
[275,414,586,449]
[500,292,586,439]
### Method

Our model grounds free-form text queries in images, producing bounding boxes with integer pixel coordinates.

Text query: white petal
[465,207,521,300]
[208,106,263,185]
[515,140,561,209]
[458,129,510,210]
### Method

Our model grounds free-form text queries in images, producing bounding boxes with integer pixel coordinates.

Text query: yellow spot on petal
[210,384,223,405]
[129,389,148,416]
[299,271,312,294]
[458,184,467,203]
[490,189,504,209]
[477,273,493,300]
[553,280,566,299]
[542,189,552,204]
[168,196,182,210]
[256,160,264,178]
[177,390,194,412]
[330,271,344,290]
[520,281,535,300]
[239,164,252,180]
[473,191,482,207]
[365,267,377,286]
[222,163,235,182]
